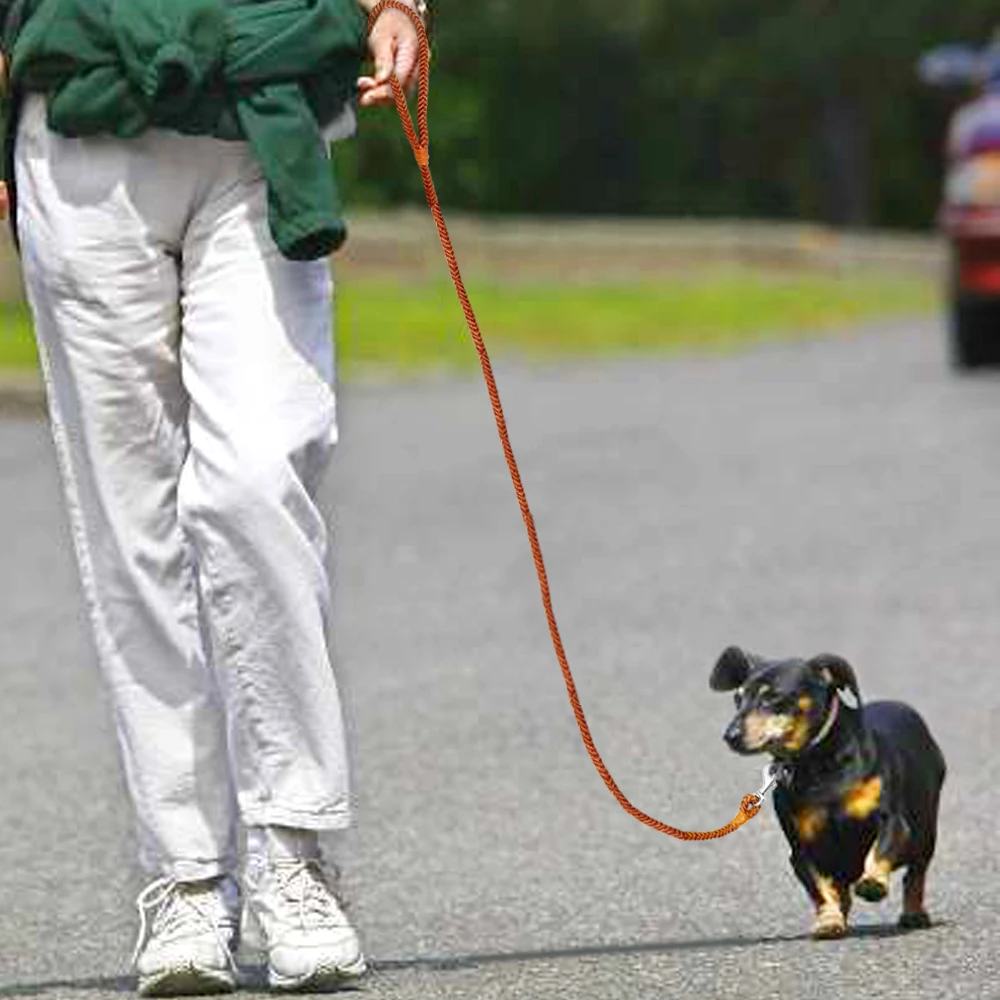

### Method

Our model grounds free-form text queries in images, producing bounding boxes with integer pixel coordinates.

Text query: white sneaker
[132,875,240,996]
[243,857,366,991]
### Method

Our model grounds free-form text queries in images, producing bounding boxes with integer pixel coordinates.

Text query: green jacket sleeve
[1,1,12,189]
[2,0,364,257]
[1,0,28,169]
[0,0,14,37]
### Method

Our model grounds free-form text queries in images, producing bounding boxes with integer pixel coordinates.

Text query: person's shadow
[0,922,944,997]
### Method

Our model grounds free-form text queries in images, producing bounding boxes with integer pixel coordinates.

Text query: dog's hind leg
[899,865,932,930]
[898,775,941,930]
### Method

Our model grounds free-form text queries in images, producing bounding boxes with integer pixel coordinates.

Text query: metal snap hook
[752,762,781,806]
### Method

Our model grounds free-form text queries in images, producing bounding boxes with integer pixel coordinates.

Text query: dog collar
[805,692,840,750]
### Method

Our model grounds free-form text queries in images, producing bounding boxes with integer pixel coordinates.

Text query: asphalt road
[1,318,998,999]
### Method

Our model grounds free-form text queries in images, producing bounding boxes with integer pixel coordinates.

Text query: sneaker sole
[137,964,236,997]
[268,954,368,992]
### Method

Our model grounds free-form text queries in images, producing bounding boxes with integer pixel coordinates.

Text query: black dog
[710,646,946,939]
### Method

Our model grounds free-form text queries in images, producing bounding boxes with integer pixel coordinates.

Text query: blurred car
[921,42,1000,368]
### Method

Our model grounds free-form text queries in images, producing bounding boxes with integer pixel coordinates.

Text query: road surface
[1,318,997,999]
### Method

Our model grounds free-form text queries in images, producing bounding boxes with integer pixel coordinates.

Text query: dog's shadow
[366,920,942,974]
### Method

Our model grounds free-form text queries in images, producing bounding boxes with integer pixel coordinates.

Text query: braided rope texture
[365,0,761,841]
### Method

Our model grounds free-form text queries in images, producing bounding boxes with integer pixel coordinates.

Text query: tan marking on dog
[842,776,882,819]
[742,710,793,751]
[783,715,812,752]
[862,845,893,881]
[814,873,842,908]
[854,845,893,902]
[798,694,813,712]
[796,805,828,843]
[743,708,813,752]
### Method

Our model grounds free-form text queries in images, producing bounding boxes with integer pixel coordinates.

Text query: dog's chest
[781,773,882,850]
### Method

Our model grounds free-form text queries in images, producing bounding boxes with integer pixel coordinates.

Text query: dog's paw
[854,874,889,903]
[811,907,848,939]
[898,910,932,931]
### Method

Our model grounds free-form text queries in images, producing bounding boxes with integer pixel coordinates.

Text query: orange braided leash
[366,0,762,840]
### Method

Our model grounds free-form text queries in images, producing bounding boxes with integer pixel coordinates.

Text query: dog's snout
[723,719,744,750]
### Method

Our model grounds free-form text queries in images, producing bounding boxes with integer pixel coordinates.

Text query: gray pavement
[1,318,999,999]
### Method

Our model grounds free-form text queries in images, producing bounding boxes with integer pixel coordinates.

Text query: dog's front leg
[855,845,893,902]
[810,871,850,939]
[855,812,910,903]
[790,854,849,939]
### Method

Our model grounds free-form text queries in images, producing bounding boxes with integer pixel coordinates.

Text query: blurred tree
[340,0,1000,228]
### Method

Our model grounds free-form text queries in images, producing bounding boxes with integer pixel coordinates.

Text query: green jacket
[1,0,366,259]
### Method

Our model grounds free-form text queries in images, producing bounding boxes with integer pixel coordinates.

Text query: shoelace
[130,876,238,974]
[270,860,347,931]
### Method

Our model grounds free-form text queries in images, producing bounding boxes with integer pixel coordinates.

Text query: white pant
[15,96,352,880]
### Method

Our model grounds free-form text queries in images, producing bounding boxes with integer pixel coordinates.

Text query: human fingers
[358,8,421,107]
[391,29,420,95]
[358,43,419,106]
[358,30,396,106]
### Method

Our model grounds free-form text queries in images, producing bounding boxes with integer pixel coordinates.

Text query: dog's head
[709,646,860,759]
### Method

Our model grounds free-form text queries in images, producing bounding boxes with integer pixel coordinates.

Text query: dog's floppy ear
[809,653,861,706]
[710,646,756,691]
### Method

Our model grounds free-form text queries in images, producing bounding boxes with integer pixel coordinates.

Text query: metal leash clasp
[752,762,782,806]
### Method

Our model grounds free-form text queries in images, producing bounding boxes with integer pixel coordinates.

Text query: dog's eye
[758,690,793,711]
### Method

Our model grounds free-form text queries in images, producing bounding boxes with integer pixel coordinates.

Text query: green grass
[1,270,935,379]
[336,270,935,378]
[0,302,39,369]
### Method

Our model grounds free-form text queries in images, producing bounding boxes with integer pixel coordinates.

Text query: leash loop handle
[365,1,763,842]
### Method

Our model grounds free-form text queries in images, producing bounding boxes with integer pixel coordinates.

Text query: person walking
[0,0,421,993]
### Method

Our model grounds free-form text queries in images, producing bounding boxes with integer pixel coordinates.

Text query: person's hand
[357,1,423,108]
